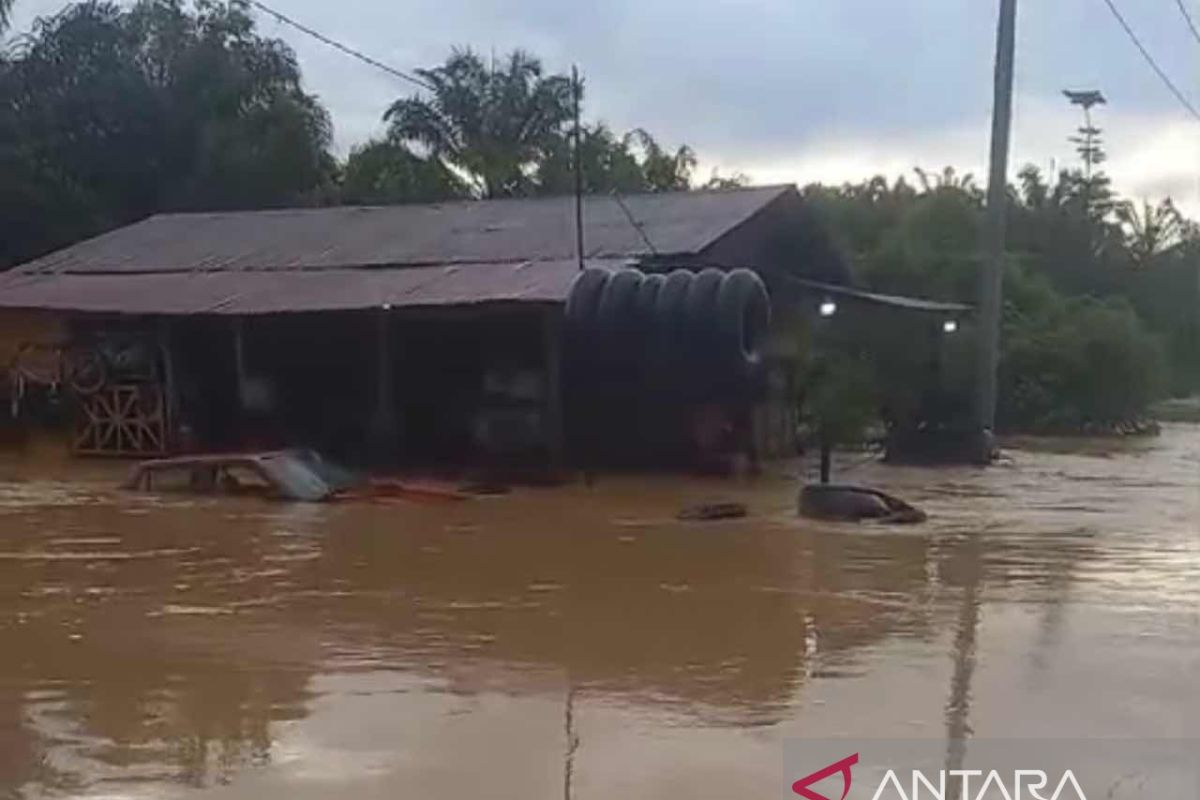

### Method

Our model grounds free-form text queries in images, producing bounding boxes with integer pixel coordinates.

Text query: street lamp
[819,299,838,318]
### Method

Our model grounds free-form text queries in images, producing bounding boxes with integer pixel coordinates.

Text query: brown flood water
[0,426,1197,799]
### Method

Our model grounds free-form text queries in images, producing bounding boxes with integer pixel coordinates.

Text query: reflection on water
[0,426,1196,799]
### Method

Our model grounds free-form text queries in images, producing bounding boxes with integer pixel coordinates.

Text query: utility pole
[975,0,1018,461]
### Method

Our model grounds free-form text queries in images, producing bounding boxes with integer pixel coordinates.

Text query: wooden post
[543,306,566,473]
[369,306,398,465]
[232,317,247,409]
[158,319,178,453]
[819,436,832,484]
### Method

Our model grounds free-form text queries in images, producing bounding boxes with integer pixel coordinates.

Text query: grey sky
[9,0,1200,211]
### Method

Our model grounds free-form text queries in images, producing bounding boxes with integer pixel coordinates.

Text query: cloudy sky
[10,0,1200,213]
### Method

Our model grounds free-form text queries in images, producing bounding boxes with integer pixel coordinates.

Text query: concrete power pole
[975,0,1018,461]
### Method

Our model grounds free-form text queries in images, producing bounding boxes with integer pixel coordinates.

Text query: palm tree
[914,166,977,195]
[1116,198,1184,268]
[0,0,13,34]
[384,49,574,199]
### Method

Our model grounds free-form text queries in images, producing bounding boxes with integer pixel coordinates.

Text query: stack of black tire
[563,266,771,464]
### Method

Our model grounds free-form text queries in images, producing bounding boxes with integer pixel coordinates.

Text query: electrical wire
[246,0,433,91]
[1174,0,1200,46]
[1099,0,1200,121]
[246,0,1200,125]
[609,191,660,255]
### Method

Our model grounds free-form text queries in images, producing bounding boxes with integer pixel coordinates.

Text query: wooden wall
[0,310,67,365]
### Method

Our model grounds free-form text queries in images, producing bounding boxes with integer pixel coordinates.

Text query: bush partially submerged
[803,355,879,445]
[999,297,1166,432]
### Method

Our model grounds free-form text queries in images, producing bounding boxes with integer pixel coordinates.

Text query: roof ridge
[692,184,797,254]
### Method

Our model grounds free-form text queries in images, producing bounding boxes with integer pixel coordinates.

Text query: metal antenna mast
[572,66,585,271]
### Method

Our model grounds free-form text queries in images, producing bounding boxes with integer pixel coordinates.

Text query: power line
[1099,0,1200,121]
[609,191,659,255]
[1175,0,1200,46]
[246,0,433,91]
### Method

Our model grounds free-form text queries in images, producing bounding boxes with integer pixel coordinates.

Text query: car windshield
[287,449,362,493]
[255,454,336,502]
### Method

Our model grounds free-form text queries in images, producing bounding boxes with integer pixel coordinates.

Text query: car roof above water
[125,450,339,502]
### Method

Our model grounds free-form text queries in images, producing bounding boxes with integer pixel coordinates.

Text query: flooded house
[0,185,853,471]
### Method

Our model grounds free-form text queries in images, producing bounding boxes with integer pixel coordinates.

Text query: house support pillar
[158,319,178,452]
[543,306,565,473]
[232,317,247,409]
[369,307,399,465]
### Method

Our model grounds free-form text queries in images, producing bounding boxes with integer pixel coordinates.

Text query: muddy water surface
[0,427,1197,798]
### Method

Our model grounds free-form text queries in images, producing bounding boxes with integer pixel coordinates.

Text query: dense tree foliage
[0,0,334,267]
[534,123,647,195]
[533,123,733,195]
[340,139,467,205]
[1000,297,1166,431]
[805,165,1195,434]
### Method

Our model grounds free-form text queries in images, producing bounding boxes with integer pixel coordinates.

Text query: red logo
[792,753,860,800]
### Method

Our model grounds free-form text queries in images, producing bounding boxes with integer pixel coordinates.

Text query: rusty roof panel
[0,259,617,315]
[12,186,791,276]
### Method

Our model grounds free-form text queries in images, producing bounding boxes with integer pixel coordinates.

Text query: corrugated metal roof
[0,258,619,315]
[13,185,792,276]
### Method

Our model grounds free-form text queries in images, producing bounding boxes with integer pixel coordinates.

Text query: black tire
[595,268,644,345]
[652,270,695,396]
[716,268,771,373]
[564,269,610,405]
[654,269,693,345]
[565,268,611,336]
[633,272,666,334]
[683,267,725,342]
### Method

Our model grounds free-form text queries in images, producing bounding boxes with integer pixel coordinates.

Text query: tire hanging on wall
[595,268,644,347]
[567,265,772,406]
[565,268,611,336]
[683,268,725,344]
[653,270,694,356]
[679,268,726,399]
[715,268,771,375]
[647,269,692,397]
[594,268,645,388]
[632,272,666,335]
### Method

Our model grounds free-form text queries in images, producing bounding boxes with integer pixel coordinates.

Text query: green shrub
[804,355,879,445]
[999,297,1167,431]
